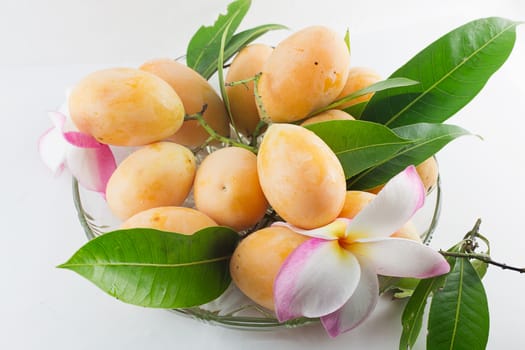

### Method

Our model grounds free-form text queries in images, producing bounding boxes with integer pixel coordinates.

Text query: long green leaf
[199,23,287,80]
[58,227,240,308]
[186,0,251,78]
[305,120,413,179]
[343,101,367,118]
[427,258,489,350]
[400,275,448,350]
[312,77,419,116]
[218,17,235,131]
[361,17,520,127]
[348,123,471,190]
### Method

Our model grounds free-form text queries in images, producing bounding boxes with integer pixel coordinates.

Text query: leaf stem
[438,218,519,272]
[439,250,525,274]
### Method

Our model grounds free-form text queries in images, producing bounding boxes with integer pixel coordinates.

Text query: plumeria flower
[38,111,116,194]
[272,165,450,337]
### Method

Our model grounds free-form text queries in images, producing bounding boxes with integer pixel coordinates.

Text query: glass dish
[72,164,441,330]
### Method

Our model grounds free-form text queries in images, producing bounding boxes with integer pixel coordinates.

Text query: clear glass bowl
[71,167,441,330]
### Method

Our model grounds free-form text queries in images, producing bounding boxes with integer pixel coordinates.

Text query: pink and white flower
[272,166,450,337]
[38,111,116,194]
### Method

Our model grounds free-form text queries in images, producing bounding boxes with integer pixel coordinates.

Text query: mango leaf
[312,77,419,116]
[224,25,286,64]
[343,101,367,118]
[199,23,287,80]
[344,28,350,53]
[305,120,412,179]
[427,258,489,350]
[361,17,520,127]
[348,123,471,190]
[217,17,235,127]
[186,0,251,79]
[58,227,240,308]
[472,235,490,279]
[400,274,449,350]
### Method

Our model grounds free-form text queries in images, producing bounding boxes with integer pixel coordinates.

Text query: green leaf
[305,120,413,179]
[58,227,240,308]
[344,28,351,53]
[312,77,420,116]
[361,17,520,127]
[472,236,491,279]
[427,258,489,350]
[471,259,489,280]
[199,23,287,80]
[348,123,471,190]
[186,0,251,79]
[400,274,449,350]
[217,17,236,131]
[343,101,367,118]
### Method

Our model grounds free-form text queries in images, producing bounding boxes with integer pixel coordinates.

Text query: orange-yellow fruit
[120,206,217,234]
[339,190,376,219]
[230,226,309,310]
[194,147,268,231]
[106,142,196,220]
[257,26,350,123]
[69,67,184,146]
[300,109,355,126]
[140,58,230,148]
[415,157,439,194]
[392,221,421,241]
[226,44,273,136]
[335,66,382,109]
[339,190,421,242]
[367,157,439,195]
[257,123,346,229]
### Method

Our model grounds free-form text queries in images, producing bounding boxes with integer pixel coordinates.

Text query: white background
[1,0,525,349]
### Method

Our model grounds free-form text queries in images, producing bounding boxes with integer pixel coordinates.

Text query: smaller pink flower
[38,111,116,194]
[272,166,450,337]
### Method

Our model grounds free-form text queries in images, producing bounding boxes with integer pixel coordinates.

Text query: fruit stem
[225,76,257,87]
[252,73,272,124]
[250,120,267,147]
[185,106,257,154]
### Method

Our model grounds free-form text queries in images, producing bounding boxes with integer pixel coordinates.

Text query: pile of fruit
[64,23,440,312]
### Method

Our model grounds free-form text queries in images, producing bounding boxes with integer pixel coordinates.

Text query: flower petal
[65,143,116,194]
[39,111,68,174]
[63,131,103,148]
[321,261,378,337]
[274,238,361,321]
[38,126,67,175]
[272,218,350,240]
[352,237,450,278]
[346,165,425,240]
[48,110,66,127]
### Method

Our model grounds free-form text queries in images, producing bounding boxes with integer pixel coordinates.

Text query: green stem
[185,108,257,154]
[252,73,271,123]
[225,75,257,87]
[249,119,267,147]
[217,18,244,144]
